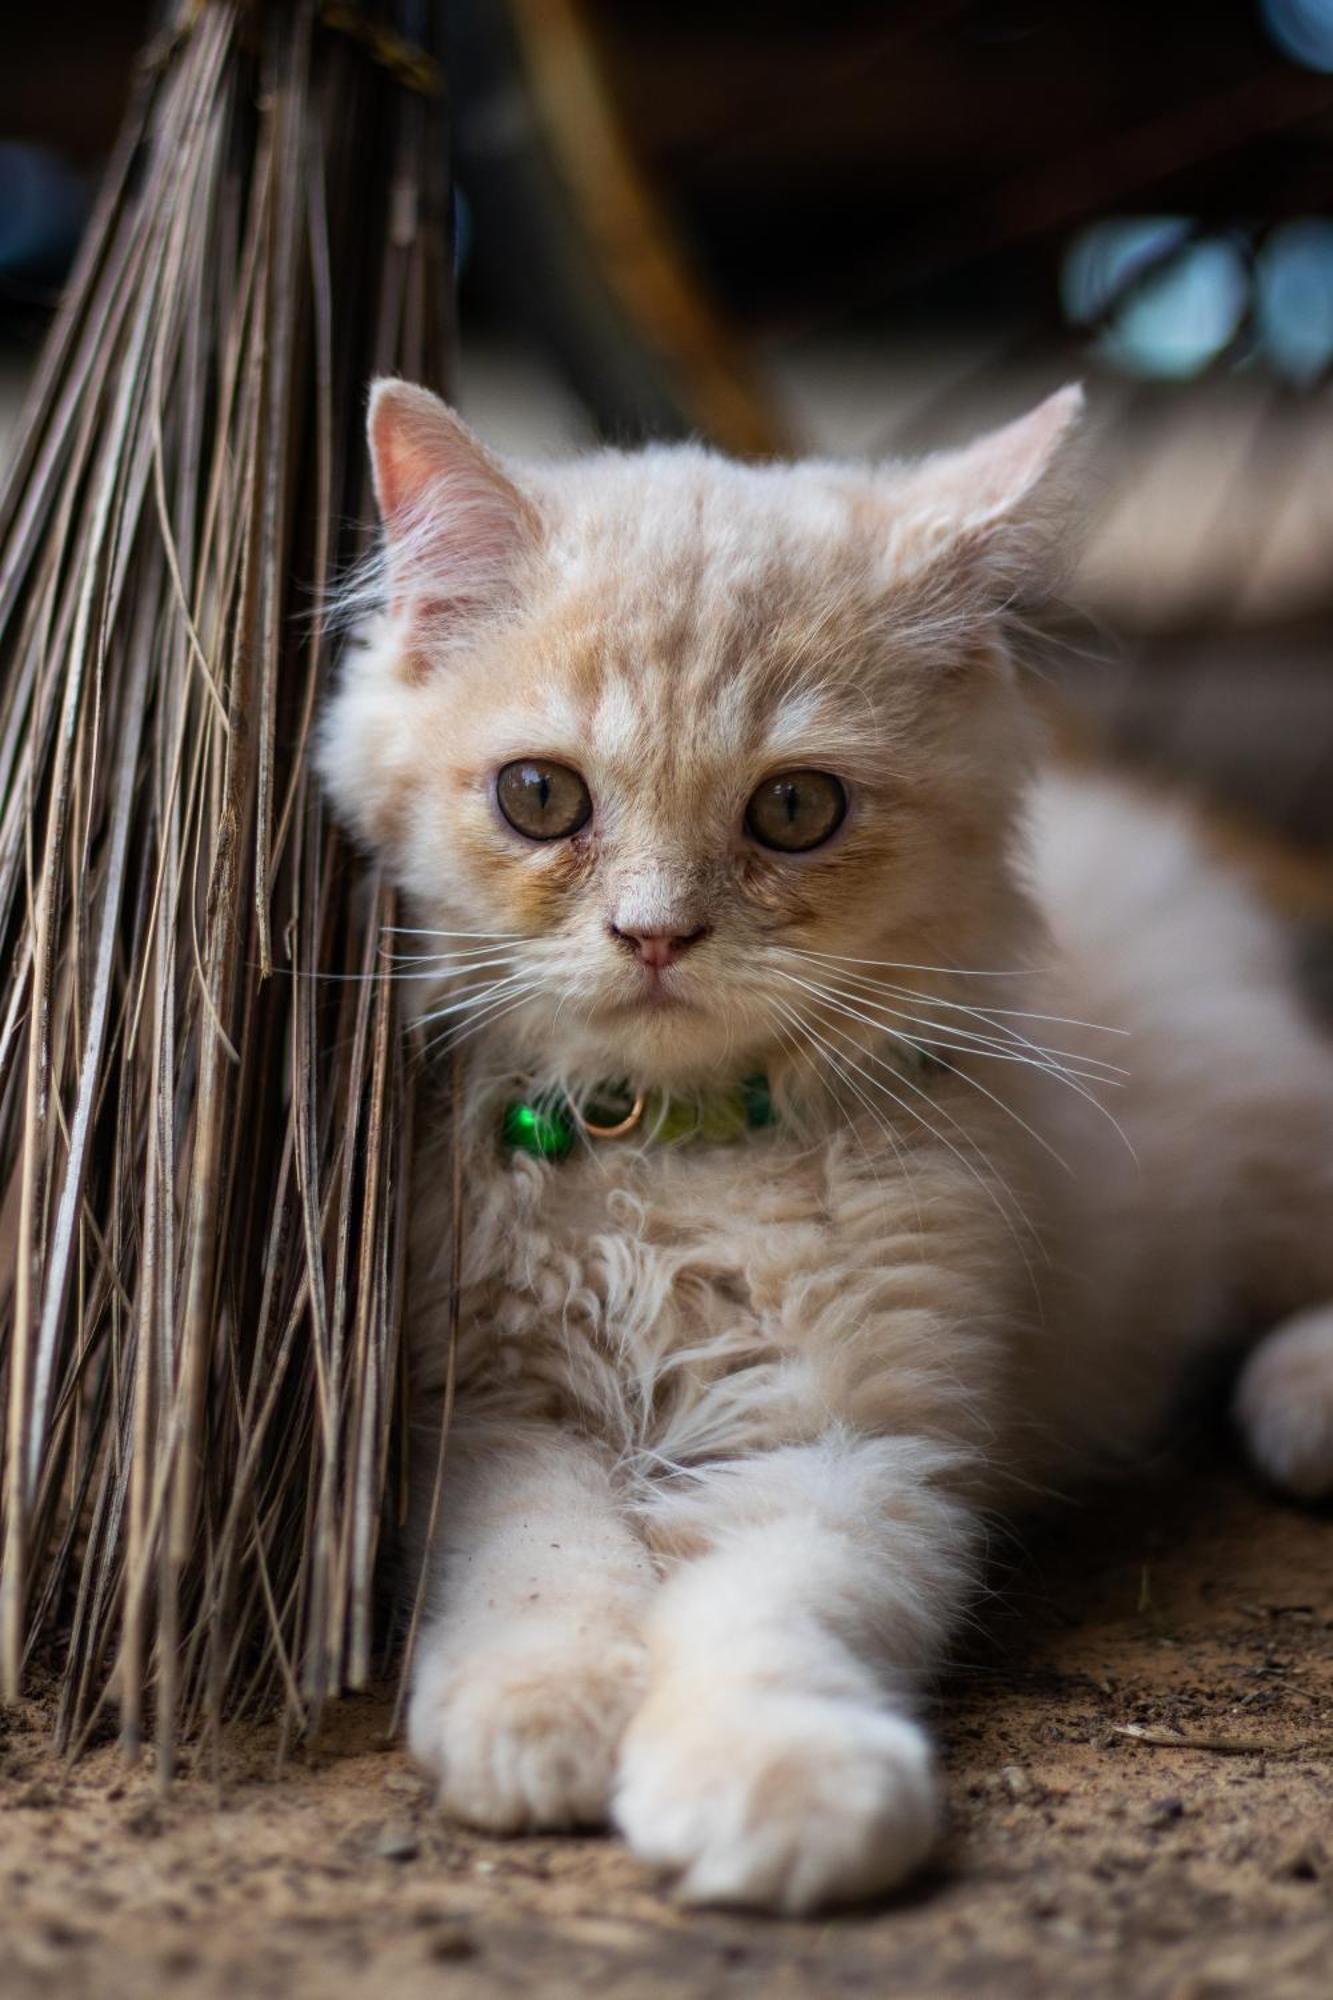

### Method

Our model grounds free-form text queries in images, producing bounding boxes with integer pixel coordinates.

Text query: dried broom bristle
[0,0,453,1772]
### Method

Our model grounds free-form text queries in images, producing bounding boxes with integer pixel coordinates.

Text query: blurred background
[3,0,1332,857]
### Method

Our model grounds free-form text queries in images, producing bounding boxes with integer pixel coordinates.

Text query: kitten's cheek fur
[613,1688,940,1913]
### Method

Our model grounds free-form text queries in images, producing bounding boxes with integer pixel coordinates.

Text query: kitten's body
[321,384,1333,1911]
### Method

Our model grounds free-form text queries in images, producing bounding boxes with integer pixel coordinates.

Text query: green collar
[503,1074,774,1162]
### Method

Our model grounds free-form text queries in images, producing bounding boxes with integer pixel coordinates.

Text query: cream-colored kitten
[319,381,1333,1914]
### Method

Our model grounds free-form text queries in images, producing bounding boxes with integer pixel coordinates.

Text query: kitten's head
[320,382,1081,1091]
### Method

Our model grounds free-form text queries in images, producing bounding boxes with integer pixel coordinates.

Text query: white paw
[409,1631,647,1833]
[613,1684,940,1914]
[1236,1306,1333,1501]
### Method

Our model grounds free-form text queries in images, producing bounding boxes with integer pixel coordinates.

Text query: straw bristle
[0,0,452,1770]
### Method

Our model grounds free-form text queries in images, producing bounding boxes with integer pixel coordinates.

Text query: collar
[502,1074,774,1162]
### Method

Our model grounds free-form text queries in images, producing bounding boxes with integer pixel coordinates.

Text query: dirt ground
[2,1445,1331,2000]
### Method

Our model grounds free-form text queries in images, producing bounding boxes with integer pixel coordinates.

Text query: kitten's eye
[496,759,592,840]
[744,770,847,853]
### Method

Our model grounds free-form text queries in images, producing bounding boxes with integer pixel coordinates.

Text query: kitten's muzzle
[608,921,711,970]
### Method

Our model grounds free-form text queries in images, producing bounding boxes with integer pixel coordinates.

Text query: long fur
[318,382,1333,1914]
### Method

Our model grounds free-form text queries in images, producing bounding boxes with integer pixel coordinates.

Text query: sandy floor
[3,1449,1331,2000]
[2,340,1331,2000]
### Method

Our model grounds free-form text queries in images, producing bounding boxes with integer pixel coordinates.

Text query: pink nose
[610,924,709,970]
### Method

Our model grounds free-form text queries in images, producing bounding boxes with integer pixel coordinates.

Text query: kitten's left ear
[367,378,540,637]
[891,384,1085,586]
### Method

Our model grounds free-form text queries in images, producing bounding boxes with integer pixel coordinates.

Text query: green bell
[501,1098,576,1161]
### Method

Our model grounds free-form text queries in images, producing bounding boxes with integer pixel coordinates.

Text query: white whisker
[409,955,528,989]
[780,965,1128,1083]
[776,952,1129,1079]
[386,941,527,965]
[415,968,536,1030]
[421,983,543,1060]
[783,947,1045,979]
[871,979,1140,1163]
[880,981,1129,1040]
[288,943,526,985]
[774,967,1122,1091]
[771,986,1042,1277]
[775,964,1137,1166]
[768,997,922,1233]
[785,977,1073,1176]
[383,925,527,941]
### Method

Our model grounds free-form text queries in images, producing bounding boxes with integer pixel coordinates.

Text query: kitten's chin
[603,991,696,1019]
[530,999,774,1092]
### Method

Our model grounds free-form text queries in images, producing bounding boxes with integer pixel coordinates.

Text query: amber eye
[744,770,847,853]
[496,759,592,840]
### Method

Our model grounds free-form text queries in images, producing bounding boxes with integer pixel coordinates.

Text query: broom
[0,0,453,1774]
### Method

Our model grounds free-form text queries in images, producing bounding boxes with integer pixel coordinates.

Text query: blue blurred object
[1255,219,1333,384]
[1061,216,1193,324]
[1062,218,1250,379]
[1261,0,1333,72]
[1101,238,1250,379]
[0,142,89,281]
[1064,211,1333,385]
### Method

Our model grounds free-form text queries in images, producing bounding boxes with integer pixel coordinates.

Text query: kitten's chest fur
[414,1104,1028,1476]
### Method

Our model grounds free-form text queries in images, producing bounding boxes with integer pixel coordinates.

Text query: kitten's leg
[614,1431,978,1913]
[408,1422,658,1832]
[1235,1304,1333,1501]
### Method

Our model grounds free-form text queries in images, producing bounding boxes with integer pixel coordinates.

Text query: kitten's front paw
[410,1631,648,1833]
[1236,1305,1333,1501]
[613,1684,940,1914]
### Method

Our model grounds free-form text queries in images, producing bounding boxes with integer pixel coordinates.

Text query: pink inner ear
[368,381,537,626]
[914,385,1084,534]
[960,385,1083,522]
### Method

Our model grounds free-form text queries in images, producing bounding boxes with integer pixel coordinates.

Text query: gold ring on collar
[576,1092,646,1140]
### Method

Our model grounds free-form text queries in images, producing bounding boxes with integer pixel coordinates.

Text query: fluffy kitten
[319,380,1333,1913]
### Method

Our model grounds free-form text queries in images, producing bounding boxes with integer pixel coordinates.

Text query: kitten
[319,380,1333,1913]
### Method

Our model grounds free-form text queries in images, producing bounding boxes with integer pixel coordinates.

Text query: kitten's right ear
[367,379,539,641]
